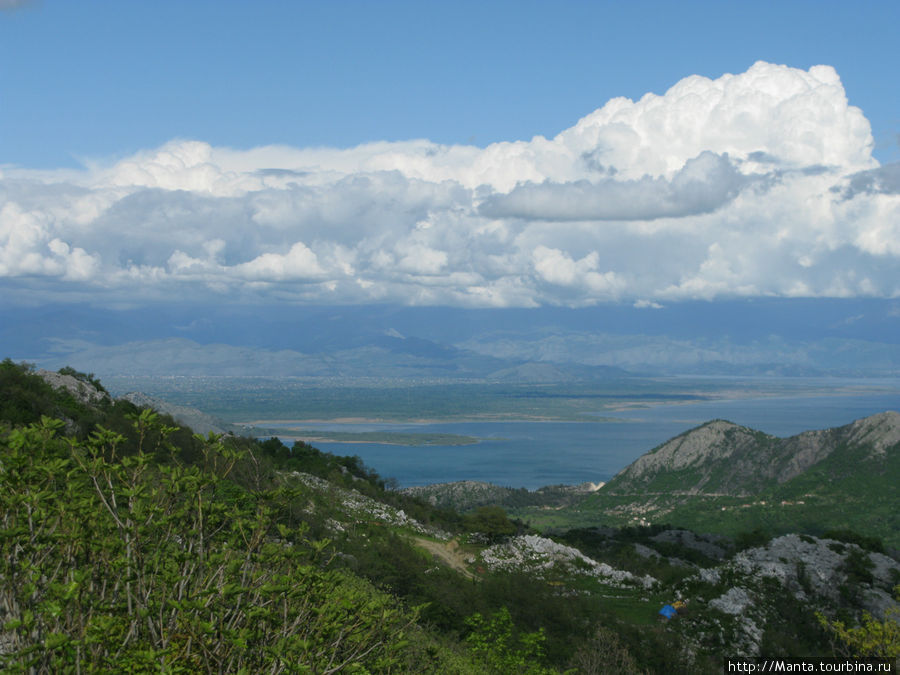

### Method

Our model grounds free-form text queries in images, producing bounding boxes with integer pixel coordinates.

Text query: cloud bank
[2,61,898,308]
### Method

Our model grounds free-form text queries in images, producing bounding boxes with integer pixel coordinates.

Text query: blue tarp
[658,604,677,619]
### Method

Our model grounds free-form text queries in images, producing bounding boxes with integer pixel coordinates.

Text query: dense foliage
[2,361,896,672]
[0,413,444,672]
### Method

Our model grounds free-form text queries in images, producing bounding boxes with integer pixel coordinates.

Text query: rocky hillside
[34,369,252,438]
[510,411,900,548]
[671,533,900,657]
[605,411,900,496]
[119,391,250,437]
[36,368,109,405]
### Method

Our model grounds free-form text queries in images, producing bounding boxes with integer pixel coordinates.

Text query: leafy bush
[0,414,429,672]
[817,586,900,661]
[569,625,642,674]
[465,607,554,674]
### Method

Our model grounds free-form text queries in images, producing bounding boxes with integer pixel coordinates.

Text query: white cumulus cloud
[1,62,897,307]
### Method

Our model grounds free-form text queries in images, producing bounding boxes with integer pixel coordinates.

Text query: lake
[265,387,900,489]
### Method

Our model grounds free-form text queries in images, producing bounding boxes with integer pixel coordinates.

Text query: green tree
[817,585,900,663]
[464,506,518,542]
[465,607,555,674]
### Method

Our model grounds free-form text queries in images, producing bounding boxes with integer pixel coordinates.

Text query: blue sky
[1,0,899,313]
[3,0,898,168]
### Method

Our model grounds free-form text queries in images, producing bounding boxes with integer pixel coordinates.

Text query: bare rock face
[844,411,900,457]
[605,419,778,495]
[709,586,752,615]
[774,411,900,477]
[479,535,656,588]
[680,534,900,658]
[621,420,763,478]
[36,369,109,405]
[731,534,900,618]
[119,392,241,437]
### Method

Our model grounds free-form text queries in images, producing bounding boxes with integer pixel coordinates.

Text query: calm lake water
[266,388,900,490]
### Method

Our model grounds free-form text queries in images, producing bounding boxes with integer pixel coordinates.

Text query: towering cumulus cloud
[1,62,897,307]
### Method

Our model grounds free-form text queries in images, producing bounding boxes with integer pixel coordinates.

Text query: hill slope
[4,362,898,671]
[558,412,900,545]
[605,411,900,497]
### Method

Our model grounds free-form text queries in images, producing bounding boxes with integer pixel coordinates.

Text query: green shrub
[0,414,426,672]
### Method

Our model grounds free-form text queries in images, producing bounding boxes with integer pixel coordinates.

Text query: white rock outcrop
[730,535,900,617]
[480,535,656,588]
[37,369,108,405]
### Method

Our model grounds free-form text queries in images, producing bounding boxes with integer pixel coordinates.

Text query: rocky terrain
[36,368,109,405]
[36,370,254,438]
[292,455,900,661]
[119,391,249,437]
[728,534,899,617]
[286,470,449,539]
[677,534,900,657]
[479,534,656,588]
[605,411,900,496]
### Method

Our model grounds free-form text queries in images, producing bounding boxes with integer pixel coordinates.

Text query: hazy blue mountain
[3,298,900,378]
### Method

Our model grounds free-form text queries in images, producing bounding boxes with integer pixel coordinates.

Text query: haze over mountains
[4,298,900,379]
[3,58,900,386]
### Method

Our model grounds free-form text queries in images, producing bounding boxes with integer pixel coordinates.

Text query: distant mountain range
[21,335,628,381]
[3,298,900,379]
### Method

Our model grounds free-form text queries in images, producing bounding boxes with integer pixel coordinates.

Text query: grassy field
[518,480,900,548]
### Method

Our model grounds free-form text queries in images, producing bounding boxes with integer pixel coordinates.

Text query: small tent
[658,604,678,619]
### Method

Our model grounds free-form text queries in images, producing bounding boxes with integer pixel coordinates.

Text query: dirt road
[411,537,476,579]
